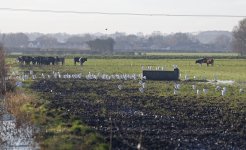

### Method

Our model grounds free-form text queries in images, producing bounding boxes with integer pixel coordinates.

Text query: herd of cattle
[16,56,213,67]
[16,56,87,66]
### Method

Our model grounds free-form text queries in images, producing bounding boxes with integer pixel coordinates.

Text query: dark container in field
[143,68,180,80]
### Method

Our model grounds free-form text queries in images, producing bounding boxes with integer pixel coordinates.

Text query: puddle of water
[207,80,235,85]
[0,113,39,150]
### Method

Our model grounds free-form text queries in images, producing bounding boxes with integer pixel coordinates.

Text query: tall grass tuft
[0,43,6,96]
[4,91,34,127]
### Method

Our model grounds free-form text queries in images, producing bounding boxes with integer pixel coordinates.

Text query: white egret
[118,85,123,90]
[203,88,208,94]
[196,89,200,95]
[139,87,144,93]
[192,85,196,90]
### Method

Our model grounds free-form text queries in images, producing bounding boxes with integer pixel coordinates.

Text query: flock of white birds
[8,66,245,97]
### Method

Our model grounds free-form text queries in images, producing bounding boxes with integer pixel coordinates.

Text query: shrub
[0,43,6,96]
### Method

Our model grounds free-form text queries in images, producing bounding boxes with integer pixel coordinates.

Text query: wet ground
[31,79,246,149]
[0,100,39,150]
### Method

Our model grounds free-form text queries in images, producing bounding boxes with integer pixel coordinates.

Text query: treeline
[0,31,232,53]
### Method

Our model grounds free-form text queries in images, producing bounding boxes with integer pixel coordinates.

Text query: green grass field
[9,58,246,82]
[146,52,239,57]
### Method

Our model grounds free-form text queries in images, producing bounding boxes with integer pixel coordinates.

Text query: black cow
[74,57,87,65]
[32,56,42,65]
[17,56,33,65]
[45,57,56,65]
[36,56,56,65]
[31,56,39,65]
[55,56,65,65]
[16,56,24,64]
[196,57,214,66]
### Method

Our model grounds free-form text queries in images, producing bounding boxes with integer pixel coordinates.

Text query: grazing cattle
[33,56,56,65]
[16,56,67,66]
[206,58,214,66]
[196,57,214,66]
[74,57,87,65]
[16,56,24,64]
[17,56,33,65]
[33,56,43,65]
[45,57,56,65]
[55,56,65,65]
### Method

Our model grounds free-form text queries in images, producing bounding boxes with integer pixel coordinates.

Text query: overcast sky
[0,0,245,34]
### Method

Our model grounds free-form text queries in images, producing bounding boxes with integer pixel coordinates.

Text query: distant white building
[28,41,40,48]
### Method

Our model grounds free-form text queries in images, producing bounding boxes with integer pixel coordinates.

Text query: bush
[0,43,6,96]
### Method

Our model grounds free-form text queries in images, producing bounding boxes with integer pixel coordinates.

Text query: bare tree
[0,43,6,96]
[232,18,246,56]
[87,38,115,54]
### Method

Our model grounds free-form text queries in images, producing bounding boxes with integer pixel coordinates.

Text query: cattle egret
[142,83,146,88]
[118,85,122,90]
[53,72,58,78]
[174,89,178,95]
[239,88,244,94]
[215,86,221,91]
[203,89,208,94]
[174,83,180,90]
[137,143,141,150]
[185,75,189,80]
[221,89,226,96]
[192,85,196,90]
[173,64,178,69]
[41,73,45,79]
[32,75,36,80]
[196,89,200,95]
[16,81,23,87]
[142,76,146,80]
[139,87,144,93]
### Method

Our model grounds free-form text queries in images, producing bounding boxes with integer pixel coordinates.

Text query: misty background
[0,31,232,54]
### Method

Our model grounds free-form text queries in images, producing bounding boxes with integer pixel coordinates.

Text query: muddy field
[30,78,246,149]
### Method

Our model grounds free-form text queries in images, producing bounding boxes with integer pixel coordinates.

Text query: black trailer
[143,68,180,81]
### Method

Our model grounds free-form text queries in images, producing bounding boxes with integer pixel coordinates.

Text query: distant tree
[213,35,232,51]
[87,38,115,53]
[232,18,246,56]
[36,35,58,48]
[163,33,200,50]
[67,34,93,45]
[2,33,29,47]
